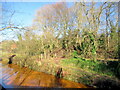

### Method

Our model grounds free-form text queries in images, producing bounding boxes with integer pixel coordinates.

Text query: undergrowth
[1,52,120,88]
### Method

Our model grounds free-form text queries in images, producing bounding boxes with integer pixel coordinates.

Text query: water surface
[0,61,87,88]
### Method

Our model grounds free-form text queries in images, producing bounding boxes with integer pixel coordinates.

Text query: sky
[0,2,73,42]
[2,2,73,26]
[0,1,118,42]
[2,2,57,26]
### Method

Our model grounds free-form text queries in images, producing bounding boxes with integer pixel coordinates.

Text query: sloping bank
[2,54,120,88]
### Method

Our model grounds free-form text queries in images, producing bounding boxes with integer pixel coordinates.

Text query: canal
[0,61,88,88]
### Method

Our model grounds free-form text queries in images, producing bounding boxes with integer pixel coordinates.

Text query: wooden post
[8,55,16,64]
[55,68,63,78]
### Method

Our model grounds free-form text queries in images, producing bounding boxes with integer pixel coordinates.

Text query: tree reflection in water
[1,62,87,88]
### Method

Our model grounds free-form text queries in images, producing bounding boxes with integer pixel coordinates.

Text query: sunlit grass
[1,52,120,87]
[61,57,115,76]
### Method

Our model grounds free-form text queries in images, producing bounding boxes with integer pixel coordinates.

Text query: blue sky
[2,2,56,26]
[2,2,73,26]
[1,2,73,42]
[0,2,118,42]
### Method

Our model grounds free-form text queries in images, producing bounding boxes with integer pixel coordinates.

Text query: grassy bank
[1,52,120,88]
[60,57,120,87]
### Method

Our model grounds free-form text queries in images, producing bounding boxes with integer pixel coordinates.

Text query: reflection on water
[54,78,62,88]
[1,62,87,88]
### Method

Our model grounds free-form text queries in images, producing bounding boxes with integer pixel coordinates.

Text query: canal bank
[0,61,88,88]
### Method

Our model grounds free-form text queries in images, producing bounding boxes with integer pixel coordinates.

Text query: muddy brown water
[0,61,88,88]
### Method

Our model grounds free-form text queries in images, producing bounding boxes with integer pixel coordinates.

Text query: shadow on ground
[92,76,120,88]
[77,60,120,88]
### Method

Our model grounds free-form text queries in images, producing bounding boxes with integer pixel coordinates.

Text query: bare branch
[0,26,30,31]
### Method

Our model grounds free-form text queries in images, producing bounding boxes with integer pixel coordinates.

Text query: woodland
[1,2,120,88]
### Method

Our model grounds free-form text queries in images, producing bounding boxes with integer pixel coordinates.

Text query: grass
[1,52,120,88]
[61,57,116,76]
[60,57,120,87]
